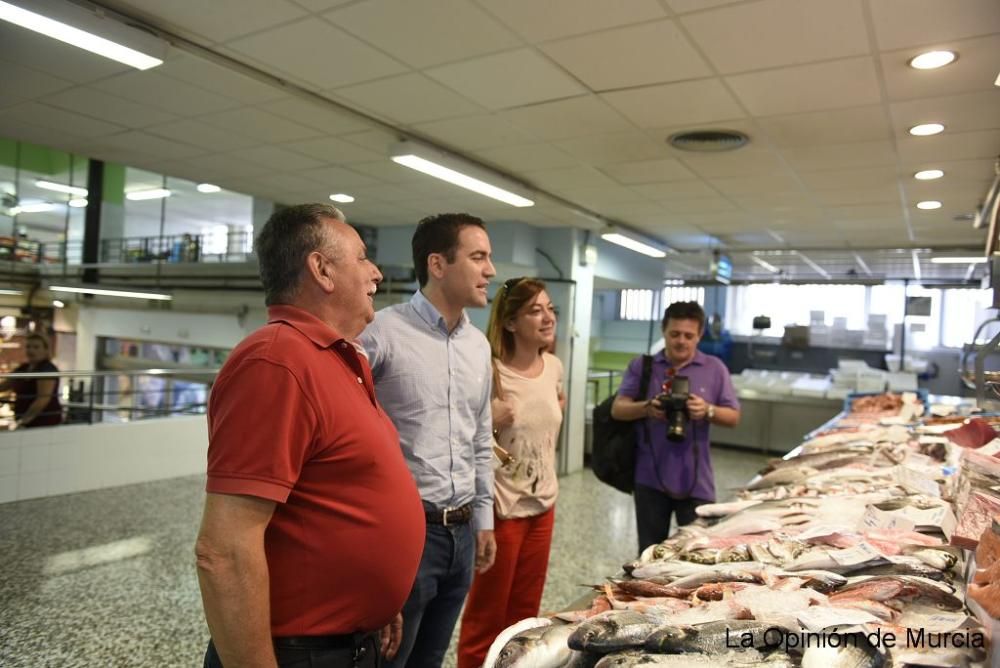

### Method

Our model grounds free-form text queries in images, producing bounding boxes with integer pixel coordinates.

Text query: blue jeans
[386,523,475,668]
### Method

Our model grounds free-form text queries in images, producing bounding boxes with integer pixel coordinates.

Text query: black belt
[273,632,375,651]
[424,503,472,526]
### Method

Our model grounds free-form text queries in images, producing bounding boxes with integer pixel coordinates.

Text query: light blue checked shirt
[359,290,495,531]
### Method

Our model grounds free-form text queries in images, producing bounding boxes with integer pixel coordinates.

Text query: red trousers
[456,506,555,668]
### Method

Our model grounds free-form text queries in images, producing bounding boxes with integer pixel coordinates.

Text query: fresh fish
[827,597,899,621]
[899,545,959,571]
[747,466,819,491]
[484,618,552,668]
[595,650,783,667]
[666,567,762,590]
[567,611,661,653]
[772,569,848,592]
[644,620,789,654]
[663,598,752,626]
[800,633,884,668]
[695,500,762,518]
[494,622,577,668]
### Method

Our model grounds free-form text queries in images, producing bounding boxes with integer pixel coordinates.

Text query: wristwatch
[706,404,716,422]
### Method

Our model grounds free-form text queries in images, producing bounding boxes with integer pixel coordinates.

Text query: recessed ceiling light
[35,180,87,196]
[68,198,88,208]
[196,183,221,193]
[329,194,354,203]
[908,50,957,70]
[49,285,172,301]
[909,123,944,136]
[52,299,65,308]
[930,256,986,264]
[11,203,57,214]
[916,200,942,210]
[914,169,944,180]
[125,188,171,201]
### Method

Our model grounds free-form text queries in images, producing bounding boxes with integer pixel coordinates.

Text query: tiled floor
[0,445,769,667]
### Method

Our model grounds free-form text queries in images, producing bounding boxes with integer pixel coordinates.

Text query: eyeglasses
[501,277,525,294]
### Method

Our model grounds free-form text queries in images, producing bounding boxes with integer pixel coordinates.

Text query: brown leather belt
[424,503,472,526]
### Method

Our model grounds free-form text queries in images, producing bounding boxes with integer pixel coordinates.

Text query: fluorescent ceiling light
[914,169,944,180]
[329,193,354,203]
[49,285,173,301]
[126,188,171,201]
[909,123,944,136]
[35,180,87,196]
[916,200,942,210]
[11,202,57,214]
[0,0,163,70]
[52,299,65,308]
[68,198,87,208]
[908,50,957,70]
[0,289,24,296]
[930,256,987,264]
[196,183,221,193]
[750,255,780,273]
[390,140,534,208]
[600,231,667,258]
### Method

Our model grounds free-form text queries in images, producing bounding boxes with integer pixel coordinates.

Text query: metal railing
[0,231,255,267]
[0,368,219,428]
[586,368,624,407]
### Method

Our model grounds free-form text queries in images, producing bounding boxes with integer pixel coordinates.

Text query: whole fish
[644,620,789,654]
[484,618,553,668]
[568,611,661,653]
[494,622,577,668]
[747,466,819,491]
[595,649,786,667]
[800,633,884,668]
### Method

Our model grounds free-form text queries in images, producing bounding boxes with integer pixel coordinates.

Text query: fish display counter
[483,392,996,667]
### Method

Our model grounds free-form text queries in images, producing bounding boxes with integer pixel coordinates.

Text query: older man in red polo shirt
[195,203,425,668]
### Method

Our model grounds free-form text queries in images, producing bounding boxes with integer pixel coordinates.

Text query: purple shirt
[617,350,739,501]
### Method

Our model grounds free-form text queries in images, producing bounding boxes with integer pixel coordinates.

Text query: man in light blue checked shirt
[360,213,497,668]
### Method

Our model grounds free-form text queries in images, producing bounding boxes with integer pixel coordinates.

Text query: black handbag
[591,355,653,494]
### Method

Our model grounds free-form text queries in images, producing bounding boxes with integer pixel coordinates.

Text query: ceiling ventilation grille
[668,130,749,152]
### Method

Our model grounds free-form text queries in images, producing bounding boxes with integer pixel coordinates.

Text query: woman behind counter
[1,333,63,429]
[457,277,564,668]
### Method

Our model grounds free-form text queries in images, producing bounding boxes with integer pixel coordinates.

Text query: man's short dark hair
[255,203,344,306]
[411,213,485,288]
[661,301,706,332]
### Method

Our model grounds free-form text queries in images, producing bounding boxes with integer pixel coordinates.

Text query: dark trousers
[386,522,476,668]
[204,635,380,668]
[634,482,704,554]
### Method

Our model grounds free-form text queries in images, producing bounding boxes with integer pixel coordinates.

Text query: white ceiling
[0,0,998,271]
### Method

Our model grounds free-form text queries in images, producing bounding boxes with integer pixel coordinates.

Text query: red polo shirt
[206,305,425,636]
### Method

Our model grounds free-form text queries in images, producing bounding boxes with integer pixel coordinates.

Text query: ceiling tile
[335,73,483,124]
[414,115,531,151]
[292,0,355,9]
[42,88,177,129]
[200,108,323,143]
[0,23,129,84]
[100,131,206,161]
[347,161,430,185]
[158,55,287,105]
[899,158,996,185]
[0,61,73,109]
[678,148,787,178]
[708,173,803,195]
[0,103,124,138]
[425,49,586,110]
[298,166,383,190]
[881,35,1000,102]
[664,0,746,13]
[281,137,385,164]
[812,187,901,207]
[869,0,1000,51]
[547,185,645,208]
[661,197,737,213]
[897,130,1000,164]
[108,0,308,43]
[146,120,259,153]
[500,96,635,141]
[726,57,881,116]
[798,166,899,191]
[523,166,620,190]
[257,97,371,135]
[780,141,898,171]
[226,18,406,89]
[540,20,712,91]
[890,91,1000,136]
[92,71,240,117]
[477,0,666,42]
[227,146,327,171]
[599,159,698,185]
[475,144,578,172]
[554,132,672,165]
[166,154,273,180]
[757,106,892,147]
[326,0,520,68]
[630,181,721,200]
[681,0,869,74]
[601,79,744,128]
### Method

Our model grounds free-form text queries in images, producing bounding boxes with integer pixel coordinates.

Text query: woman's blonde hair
[486,277,548,398]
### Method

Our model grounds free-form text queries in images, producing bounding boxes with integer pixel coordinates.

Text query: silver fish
[800,633,884,668]
[595,649,777,667]
[495,622,577,668]
[568,611,661,653]
[643,620,791,654]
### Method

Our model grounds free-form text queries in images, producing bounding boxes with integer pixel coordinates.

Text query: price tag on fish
[829,541,883,567]
[797,606,880,632]
[897,610,970,633]
[895,466,941,497]
[861,505,916,532]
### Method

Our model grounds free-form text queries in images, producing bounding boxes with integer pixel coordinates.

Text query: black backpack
[591,355,653,494]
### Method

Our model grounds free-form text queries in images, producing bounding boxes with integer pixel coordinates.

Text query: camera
[656,375,690,442]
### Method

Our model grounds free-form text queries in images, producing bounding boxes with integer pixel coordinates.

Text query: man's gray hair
[255,203,345,305]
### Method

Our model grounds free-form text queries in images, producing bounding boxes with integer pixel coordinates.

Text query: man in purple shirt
[612,301,741,553]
